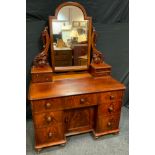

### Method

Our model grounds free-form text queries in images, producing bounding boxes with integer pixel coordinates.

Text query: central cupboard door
[64,107,94,134]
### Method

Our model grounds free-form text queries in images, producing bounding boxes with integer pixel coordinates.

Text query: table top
[28,76,125,100]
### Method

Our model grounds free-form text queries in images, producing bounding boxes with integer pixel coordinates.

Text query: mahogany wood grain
[97,101,122,116]
[64,107,94,133]
[31,65,53,83]
[98,91,124,103]
[55,66,88,72]
[28,2,126,151]
[35,123,65,146]
[95,113,121,133]
[31,93,97,113]
[53,72,92,81]
[29,76,125,100]
[92,129,120,138]
[31,65,53,74]
[89,63,111,77]
[33,111,63,128]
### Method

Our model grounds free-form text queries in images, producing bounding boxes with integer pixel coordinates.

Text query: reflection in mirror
[52,6,88,67]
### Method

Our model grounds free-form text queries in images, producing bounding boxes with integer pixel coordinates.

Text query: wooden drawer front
[96,113,120,133]
[99,91,124,103]
[31,98,64,113]
[64,94,97,109]
[35,124,64,146]
[91,71,111,77]
[33,111,63,128]
[31,94,97,113]
[31,73,52,83]
[98,101,122,116]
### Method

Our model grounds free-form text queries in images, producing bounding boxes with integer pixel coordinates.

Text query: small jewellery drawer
[33,111,63,128]
[35,124,64,146]
[98,101,122,115]
[96,113,120,133]
[99,91,124,103]
[31,73,52,83]
[31,94,97,112]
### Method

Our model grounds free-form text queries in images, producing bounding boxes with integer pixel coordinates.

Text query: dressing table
[28,2,125,152]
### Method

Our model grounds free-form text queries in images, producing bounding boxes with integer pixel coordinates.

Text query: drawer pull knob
[80,98,86,104]
[110,95,115,100]
[48,132,53,138]
[46,116,53,123]
[108,106,113,112]
[107,122,112,127]
[45,103,51,108]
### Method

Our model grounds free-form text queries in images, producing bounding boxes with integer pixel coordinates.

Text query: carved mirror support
[33,27,50,67]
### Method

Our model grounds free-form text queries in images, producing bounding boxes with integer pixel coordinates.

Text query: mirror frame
[49,2,92,72]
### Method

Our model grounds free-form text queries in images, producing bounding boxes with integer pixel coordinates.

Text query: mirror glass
[52,6,88,67]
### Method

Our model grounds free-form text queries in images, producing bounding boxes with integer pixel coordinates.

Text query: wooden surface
[31,65,53,74]
[55,65,88,72]
[28,2,126,151]
[29,76,125,100]
[53,72,92,81]
[90,63,111,69]
[30,86,125,150]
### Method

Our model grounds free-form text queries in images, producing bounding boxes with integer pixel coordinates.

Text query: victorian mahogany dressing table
[28,2,125,152]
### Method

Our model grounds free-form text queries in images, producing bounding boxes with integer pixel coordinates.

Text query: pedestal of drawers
[31,90,124,151]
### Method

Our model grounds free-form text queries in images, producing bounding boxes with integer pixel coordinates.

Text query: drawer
[99,91,124,103]
[31,94,97,113]
[33,111,63,128]
[35,123,65,146]
[31,73,53,83]
[96,113,120,133]
[31,98,64,113]
[64,94,97,109]
[98,101,122,116]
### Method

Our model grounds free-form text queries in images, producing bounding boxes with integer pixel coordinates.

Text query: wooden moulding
[92,129,120,138]
[89,63,112,77]
[31,65,53,83]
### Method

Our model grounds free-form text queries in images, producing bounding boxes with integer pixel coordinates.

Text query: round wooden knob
[108,106,113,112]
[80,98,86,104]
[48,132,53,138]
[45,102,51,108]
[110,95,115,100]
[46,116,52,123]
[107,122,112,127]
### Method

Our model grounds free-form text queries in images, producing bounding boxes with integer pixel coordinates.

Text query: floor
[26,106,129,155]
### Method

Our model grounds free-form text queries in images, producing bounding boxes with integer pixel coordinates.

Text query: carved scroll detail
[33,27,50,67]
[91,27,104,64]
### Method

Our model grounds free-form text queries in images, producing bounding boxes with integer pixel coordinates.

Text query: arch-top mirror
[49,2,92,72]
